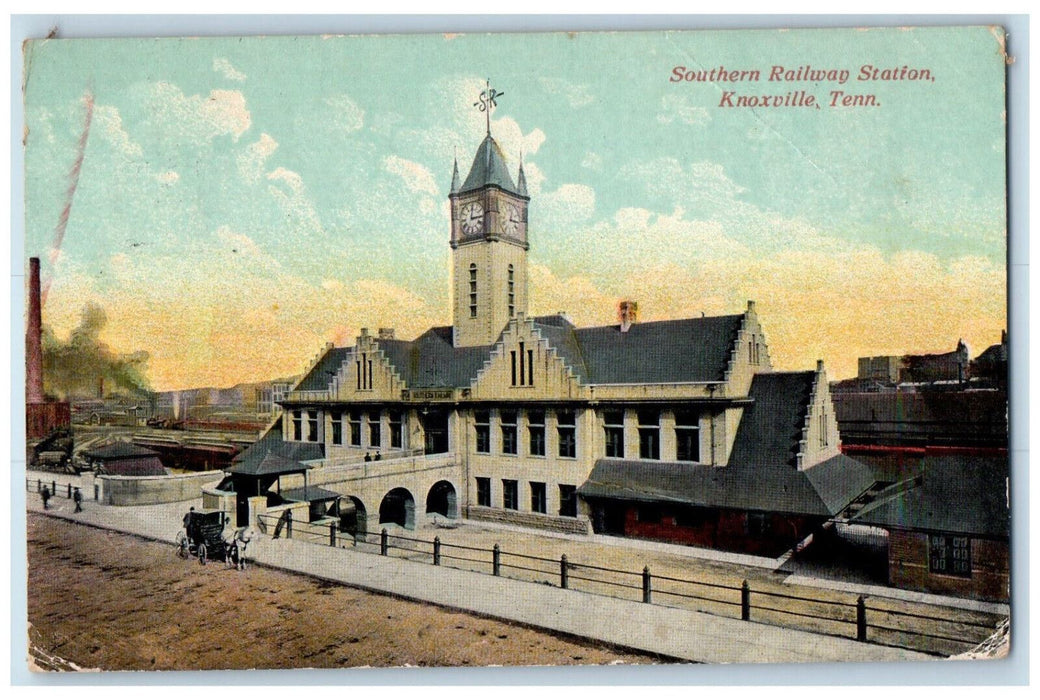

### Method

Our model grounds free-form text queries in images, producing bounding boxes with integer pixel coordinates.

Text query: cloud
[215,225,262,257]
[266,167,326,238]
[657,94,711,126]
[93,105,142,158]
[156,170,180,184]
[237,132,279,183]
[581,152,602,170]
[213,57,247,82]
[538,77,595,107]
[383,155,439,195]
[147,82,252,142]
[323,94,365,133]
[540,183,596,225]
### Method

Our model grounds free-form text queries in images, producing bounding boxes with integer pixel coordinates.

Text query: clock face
[502,203,523,235]
[459,202,485,234]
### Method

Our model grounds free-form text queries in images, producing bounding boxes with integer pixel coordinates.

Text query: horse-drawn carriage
[176,509,251,568]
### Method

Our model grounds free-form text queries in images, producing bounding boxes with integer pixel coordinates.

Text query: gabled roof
[852,455,1009,538]
[571,315,744,385]
[294,313,747,395]
[84,442,159,460]
[578,454,874,517]
[296,347,351,391]
[229,416,323,475]
[727,372,815,469]
[459,135,520,196]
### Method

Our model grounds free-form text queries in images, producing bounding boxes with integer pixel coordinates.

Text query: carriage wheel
[197,542,207,565]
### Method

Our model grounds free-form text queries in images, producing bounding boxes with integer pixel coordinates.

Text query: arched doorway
[426,480,458,519]
[379,488,416,529]
[338,496,368,539]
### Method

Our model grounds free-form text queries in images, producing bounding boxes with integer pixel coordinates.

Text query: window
[389,410,403,449]
[469,264,478,318]
[510,342,535,387]
[292,410,302,441]
[501,410,518,455]
[637,504,662,524]
[474,410,491,453]
[356,353,374,391]
[559,484,577,517]
[330,411,343,446]
[368,410,381,448]
[528,410,545,456]
[675,409,700,462]
[349,411,362,446]
[476,477,491,507]
[530,482,546,514]
[638,410,660,460]
[930,535,972,577]
[746,512,770,537]
[503,479,518,510]
[557,410,577,458]
[819,408,828,448]
[604,410,625,458]
[508,264,515,318]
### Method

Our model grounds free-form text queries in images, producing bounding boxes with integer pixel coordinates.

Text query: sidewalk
[24,490,935,665]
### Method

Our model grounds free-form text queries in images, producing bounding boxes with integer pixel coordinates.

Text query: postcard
[21,24,1010,673]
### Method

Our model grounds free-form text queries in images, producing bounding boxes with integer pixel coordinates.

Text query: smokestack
[26,257,44,404]
[618,300,638,333]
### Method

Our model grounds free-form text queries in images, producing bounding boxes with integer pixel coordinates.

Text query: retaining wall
[98,470,225,506]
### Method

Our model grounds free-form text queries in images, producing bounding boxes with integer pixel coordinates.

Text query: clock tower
[449,133,530,347]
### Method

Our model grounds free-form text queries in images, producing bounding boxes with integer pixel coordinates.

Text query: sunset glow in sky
[23,28,1007,391]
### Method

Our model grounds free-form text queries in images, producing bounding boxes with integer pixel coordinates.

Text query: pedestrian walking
[73,487,83,513]
[40,485,51,510]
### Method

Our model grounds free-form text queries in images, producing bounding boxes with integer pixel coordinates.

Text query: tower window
[508,264,515,318]
[469,264,478,318]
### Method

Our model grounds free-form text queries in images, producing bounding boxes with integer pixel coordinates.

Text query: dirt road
[25,514,664,672]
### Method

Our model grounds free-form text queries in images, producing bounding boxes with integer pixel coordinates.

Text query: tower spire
[517,150,528,196]
[450,147,460,194]
[473,79,504,138]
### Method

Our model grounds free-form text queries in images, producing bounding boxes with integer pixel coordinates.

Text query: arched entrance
[338,496,368,539]
[426,480,458,519]
[379,488,416,529]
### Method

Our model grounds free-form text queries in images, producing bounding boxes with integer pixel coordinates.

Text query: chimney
[816,359,825,373]
[98,376,105,399]
[618,300,638,333]
[26,257,44,403]
[378,327,395,340]
[747,300,756,313]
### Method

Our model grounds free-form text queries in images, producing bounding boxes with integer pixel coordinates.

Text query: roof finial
[450,146,460,193]
[473,78,504,138]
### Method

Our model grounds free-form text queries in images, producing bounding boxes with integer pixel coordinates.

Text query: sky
[22,27,1007,391]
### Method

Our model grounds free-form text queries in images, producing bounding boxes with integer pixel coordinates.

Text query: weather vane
[473,79,504,136]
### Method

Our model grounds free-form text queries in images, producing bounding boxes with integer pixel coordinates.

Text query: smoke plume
[41,302,152,399]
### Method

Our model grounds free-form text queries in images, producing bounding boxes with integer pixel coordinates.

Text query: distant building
[83,441,166,476]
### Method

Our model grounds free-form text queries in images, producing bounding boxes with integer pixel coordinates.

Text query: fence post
[94,483,99,501]
[380,528,389,556]
[741,580,751,621]
[329,522,337,547]
[857,596,867,642]
[286,510,293,539]
[433,536,441,566]
[52,480,56,495]
[67,483,72,498]
[37,479,41,493]
[560,554,569,589]
[493,544,501,576]
[642,566,652,604]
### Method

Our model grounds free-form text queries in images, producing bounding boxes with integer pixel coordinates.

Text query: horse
[225,526,255,570]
